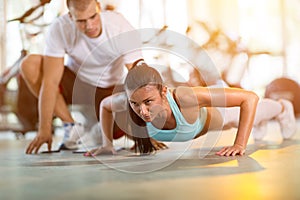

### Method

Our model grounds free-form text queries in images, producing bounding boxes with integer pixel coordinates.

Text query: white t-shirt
[44,11,142,88]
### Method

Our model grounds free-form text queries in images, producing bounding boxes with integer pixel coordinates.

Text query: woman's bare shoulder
[171,86,202,107]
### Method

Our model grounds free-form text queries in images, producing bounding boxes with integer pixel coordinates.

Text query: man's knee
[20,54,43,80]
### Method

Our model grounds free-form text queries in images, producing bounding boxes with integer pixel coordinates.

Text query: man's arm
[26,56,65,154]
[39,56,65,140]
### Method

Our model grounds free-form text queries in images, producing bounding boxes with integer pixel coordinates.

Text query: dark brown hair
[124,59,164,154]
[125,59,163,93]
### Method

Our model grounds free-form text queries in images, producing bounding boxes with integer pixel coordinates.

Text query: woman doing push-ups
[85,59,296,157]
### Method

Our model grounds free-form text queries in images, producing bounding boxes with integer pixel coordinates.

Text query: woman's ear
[68,12,73,19]
[97,1,102,11]
[161,86,168,97]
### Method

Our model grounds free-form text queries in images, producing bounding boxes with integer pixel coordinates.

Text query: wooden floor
[0,119,300,200]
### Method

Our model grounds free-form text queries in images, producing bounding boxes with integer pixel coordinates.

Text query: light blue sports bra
[146,90,207,142]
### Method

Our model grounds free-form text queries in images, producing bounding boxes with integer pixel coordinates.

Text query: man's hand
[26,133,52,154]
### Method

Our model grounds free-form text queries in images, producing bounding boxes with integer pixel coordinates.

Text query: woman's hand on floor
[150,138,168,150]
[215,144,245,156]
[130,138,168,151]
[84,145,117,156]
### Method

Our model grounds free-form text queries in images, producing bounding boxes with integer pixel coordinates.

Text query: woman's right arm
[84,92,128,156]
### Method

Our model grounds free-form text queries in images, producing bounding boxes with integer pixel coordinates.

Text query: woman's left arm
[186,86,259,156]
[218,88,259,156]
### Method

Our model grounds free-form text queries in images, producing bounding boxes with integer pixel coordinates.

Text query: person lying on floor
[84,59,297,157]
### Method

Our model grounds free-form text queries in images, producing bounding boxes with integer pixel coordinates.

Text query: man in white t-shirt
[21,0,144,154]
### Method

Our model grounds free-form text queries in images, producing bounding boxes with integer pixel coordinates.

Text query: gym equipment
[265,77,300,117]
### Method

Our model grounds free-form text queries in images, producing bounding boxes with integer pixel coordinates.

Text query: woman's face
[127,85,166,122]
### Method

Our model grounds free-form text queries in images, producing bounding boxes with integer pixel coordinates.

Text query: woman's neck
[151,97,176,130]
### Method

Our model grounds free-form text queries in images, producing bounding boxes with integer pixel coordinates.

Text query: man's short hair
[66,0,97,11]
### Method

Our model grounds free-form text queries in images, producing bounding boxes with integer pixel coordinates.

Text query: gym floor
[0,119,299,200]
